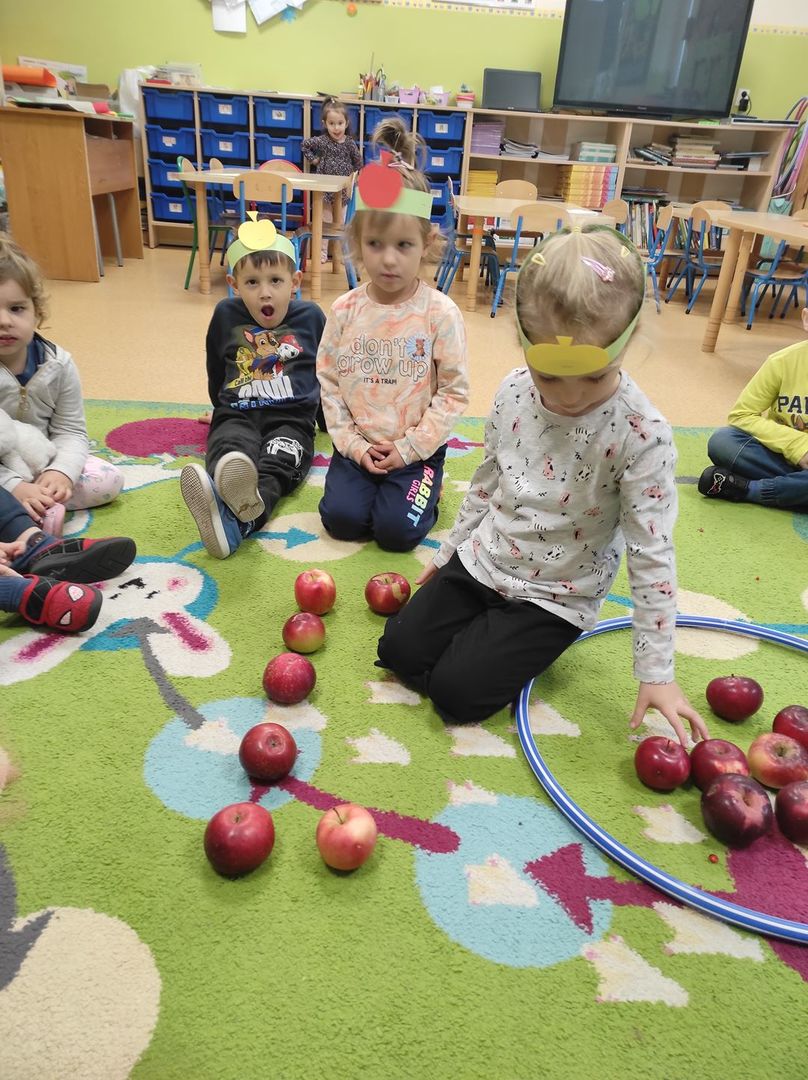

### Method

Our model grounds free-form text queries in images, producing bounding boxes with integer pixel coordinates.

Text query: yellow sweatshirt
[727,339,808,465]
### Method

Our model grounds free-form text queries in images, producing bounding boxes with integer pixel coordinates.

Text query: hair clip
[620,246,631,258]
[529,251,546,266]
[581,256,615,282]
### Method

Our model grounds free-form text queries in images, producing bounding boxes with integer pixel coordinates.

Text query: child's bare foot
[198,412,212,425]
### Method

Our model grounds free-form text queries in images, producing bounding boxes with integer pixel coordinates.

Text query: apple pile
[262,569,336,704]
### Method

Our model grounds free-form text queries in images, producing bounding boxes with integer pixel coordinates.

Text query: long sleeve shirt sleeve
[726,340,808,465]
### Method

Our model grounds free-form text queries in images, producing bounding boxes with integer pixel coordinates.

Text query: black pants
[206,408,314,528]
[377,552,582,725]
[0,486,36,543]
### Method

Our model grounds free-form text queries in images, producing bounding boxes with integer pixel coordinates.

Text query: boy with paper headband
[180,215,326,559]
[377,224,709,747]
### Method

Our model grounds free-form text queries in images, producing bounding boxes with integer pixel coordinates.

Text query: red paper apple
[262,653,316,705]
[689,738,750,791]
[705,675,763,722]
[774,780,808,845]
[294,569,336,615]
[772,705,808,752]
[365,572,411,616]
[315,803,378,871]
[239,722,298,781]
[204,802,275,876]
[700,774,773,848]
[747,732,808,789]
[282,611,326,654]
[634,736,691,792]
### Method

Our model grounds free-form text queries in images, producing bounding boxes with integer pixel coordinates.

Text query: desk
[170,168,349,300]
[700,210,808,353]
[453,196,611,312]
[0,105,143,282]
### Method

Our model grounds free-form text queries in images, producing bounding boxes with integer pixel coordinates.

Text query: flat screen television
[552,0,754,119]
[482,69,542,113]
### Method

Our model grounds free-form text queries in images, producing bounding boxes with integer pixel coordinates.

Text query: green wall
[0,1,804,118]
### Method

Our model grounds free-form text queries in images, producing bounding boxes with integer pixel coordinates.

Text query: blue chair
[602,198,630,236]
[645,203,677,312]
[665,201,731,313]
[434,200,499,297]
[488,203,571,318]
[177,157,237,290]
[293,174,359,290]
[743,208,808,326]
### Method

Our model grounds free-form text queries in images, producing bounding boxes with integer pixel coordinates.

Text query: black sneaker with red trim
[18,575,103,633]
[25,536,137,583]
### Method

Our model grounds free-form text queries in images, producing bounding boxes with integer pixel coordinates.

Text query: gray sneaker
[180,464,249,559]
[213,451,265,523]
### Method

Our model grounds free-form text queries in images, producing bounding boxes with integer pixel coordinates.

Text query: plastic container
[145,124,197,158]
[429,92,451,107]
[200,128,251,161]
[425,146,463,175]
[428,179,450,212]
[363,106,414,137]
[198,93,249,128]
[254,133,304,165]
[151,191,193,223]
[254,98,304,132]
[142,88,194,123]
[148,158,183,189]
[455,93,476,110]
[311,101,360,134]
[418,111,466,142]
[398,88,420,105]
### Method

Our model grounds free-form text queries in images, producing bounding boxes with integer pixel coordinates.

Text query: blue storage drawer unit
[145,125,197,158]
[363,107,414,137]
[425,146,463,175]
[254,98,304,131]
[254,133,303,165]
[428,179,451,212]
[199,93,249,128]
[310,101,360,134]
[151,192,193,223]
[201,128,251,161]
[418,111,466,142]
[148,158,182,190]
[142,89,194,124]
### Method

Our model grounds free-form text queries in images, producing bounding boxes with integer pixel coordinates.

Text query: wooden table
[0,105,143,281]
[453,195,612,312]
[169,168,349,300]
[700,210,808,352]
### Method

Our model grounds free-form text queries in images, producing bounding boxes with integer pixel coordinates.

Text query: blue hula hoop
[516,614,808,945]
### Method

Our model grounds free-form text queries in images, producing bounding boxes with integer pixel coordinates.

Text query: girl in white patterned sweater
[377,225,708,746]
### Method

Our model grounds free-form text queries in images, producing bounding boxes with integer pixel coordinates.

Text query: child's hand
[630,681,709,747]
[36,470,73,502]
[360,450,388,475]
[12,482,55,521]
[415,561,438,586]
[371,442,406,472]
[0,540,26,565]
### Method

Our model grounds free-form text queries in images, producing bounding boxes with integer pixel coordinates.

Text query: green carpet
[1,401,807,1080]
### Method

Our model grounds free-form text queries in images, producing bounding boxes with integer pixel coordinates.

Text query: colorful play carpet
[1,400,807,1080]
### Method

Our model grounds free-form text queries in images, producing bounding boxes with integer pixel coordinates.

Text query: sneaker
[26,535,137,582]
[180,464,250,559]
[18,575,102,633]
[697,466,749,502]
[41,503,66,537]
[213,451,265,523]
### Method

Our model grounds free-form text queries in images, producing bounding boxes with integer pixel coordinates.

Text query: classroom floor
[43,245,805,424]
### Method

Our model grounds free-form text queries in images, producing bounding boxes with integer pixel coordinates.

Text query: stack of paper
[500,137,540,158]
[466,170,499,195]
[670,134,720,169]
[471,122,505,155]
[556,164,618,208]
[571,141,617,163]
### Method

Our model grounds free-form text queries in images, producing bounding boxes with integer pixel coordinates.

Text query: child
[180,216,326,559]
[316,118,469,552]
[0,484,136,633]
[0,235,125,534]
[698,305,808,511]
[377,225,708,747]
[301,98,363,262]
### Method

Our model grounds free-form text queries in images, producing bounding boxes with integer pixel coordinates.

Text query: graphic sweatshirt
[727,339,808,465]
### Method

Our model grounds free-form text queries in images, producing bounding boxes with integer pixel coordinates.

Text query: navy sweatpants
[319,445,445,552]
[0,486,37,544]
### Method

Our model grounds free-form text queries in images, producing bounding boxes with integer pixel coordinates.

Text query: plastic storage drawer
[254,99,304,131]
[425,147,463,175]
[200,129,251,161]
[363,107,413,136]
[199,93,249,128]
[148,158,183,190]
[254,134,303,165]
[142,89,194,123]
[428,179,450,211]
[151,192,193,223]
[310,102,360,134]
[145,125,197,158]
[418,111,465,142]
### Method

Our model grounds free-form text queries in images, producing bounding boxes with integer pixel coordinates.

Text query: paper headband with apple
[227,212,297,271]
[355,153,433,220]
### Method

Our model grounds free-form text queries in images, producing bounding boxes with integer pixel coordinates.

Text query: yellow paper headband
[227,213,297,272]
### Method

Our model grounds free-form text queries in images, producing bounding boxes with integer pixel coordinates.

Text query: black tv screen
[553,0,754,119]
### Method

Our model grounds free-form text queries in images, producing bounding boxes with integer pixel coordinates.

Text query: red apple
[747,732,808,789]
[634,736,691,792]
[775,780,808,845]
[315,803,378,871]
[239,722,298,781]
[262,652,316,705]
[364,572,411,615]
[204,802,275,876]
[294,569,336,615]
[772,705,808,752]
[705,675,763,722]
[689,738,750,791]
[282,611,326,654]
[701,774,773,847]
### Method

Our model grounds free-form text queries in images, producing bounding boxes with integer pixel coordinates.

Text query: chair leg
[184,243,197,291]
[490,266,509,318]
[106,194,124,267]
[91,204,105,278]
[685,271,709,314]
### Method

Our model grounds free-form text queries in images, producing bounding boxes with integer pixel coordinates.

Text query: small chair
[177,157,237,291]
[645,204,678,312]
[665,200,731,313]
[257,159,309,228]
[602,198,630,235]
[495,179,539,200]
[435,199,499,296]
[489,203,571,318]
[740,210,808,328]
[206,157,240,264]
[291,173,359,290]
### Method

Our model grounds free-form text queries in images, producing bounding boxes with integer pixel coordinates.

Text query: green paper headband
[355,185,434,220]
[227,213,298,272]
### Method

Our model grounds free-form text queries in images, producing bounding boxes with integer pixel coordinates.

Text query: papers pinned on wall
[212,0,248,33]
[248,0,296,24]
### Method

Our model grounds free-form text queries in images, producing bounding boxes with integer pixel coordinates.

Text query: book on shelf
[571,141,617,163]
[499,137,540,158]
